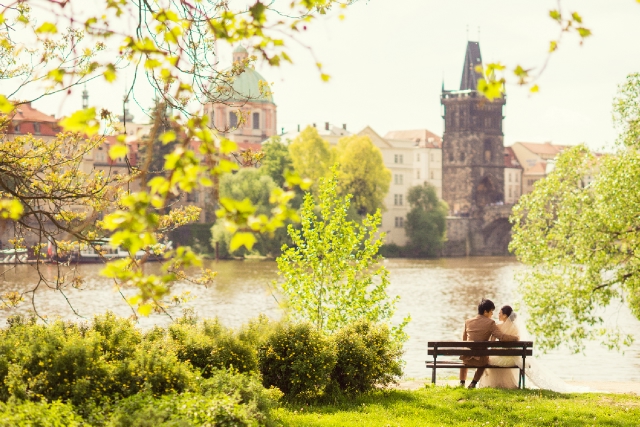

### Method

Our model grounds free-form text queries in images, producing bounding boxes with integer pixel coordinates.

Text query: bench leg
[518,369,522,389]
[431,365,436,384]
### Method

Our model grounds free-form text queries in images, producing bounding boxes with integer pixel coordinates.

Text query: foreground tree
[276,170,407,336]
[334,135,391,216]
[510,73,640,352]
[404,183,448,258]
[0,0,355,317]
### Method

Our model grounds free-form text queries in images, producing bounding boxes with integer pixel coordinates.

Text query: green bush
[0,400,84,427]
[169,319,258,376]
[107,391,263,427]
[258,322,336,399]
[331,319,404,394]
[92,312,142,361]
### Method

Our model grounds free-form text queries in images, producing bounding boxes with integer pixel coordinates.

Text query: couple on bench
[460,299,521,389]
[460,299,583,392]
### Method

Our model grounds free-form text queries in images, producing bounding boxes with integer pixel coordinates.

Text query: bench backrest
[427,341,533,357]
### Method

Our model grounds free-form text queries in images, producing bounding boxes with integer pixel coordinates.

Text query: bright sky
[6,0,639,151]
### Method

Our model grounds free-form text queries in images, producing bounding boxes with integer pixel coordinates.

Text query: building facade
[503,146,523,204]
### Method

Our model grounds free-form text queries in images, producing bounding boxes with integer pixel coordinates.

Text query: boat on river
[0,249,30,264]
[51,239,172,264]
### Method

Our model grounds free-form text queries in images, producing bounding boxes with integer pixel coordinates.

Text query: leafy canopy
[334,135,391,216]
[510,73,640,352]
[0,0,357,317]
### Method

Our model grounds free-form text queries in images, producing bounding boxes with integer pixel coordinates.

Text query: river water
[1,257,639,382]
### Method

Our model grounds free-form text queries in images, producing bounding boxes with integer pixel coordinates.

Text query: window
[528,179,537,186]
[508,188,512,197]
[34,123,41,134]
[394,194,403,206]
[430,170,434,180]
[515,174,519,182]
[460,152,465,162]
[484,117,492,128]
[416,153,420,162]
[394,154,403,164]
[394,217,404,228]
[449,152,454,162]
[187,191,199,203]
[484,139,492,162]
[229,111,238,128]
[430,152,434,162]
[394,174,403,185]
[210,110,215,127]
[416,170,420,179]
[252,112,260,130]
[508,173,512,182]
[13,123,20,133]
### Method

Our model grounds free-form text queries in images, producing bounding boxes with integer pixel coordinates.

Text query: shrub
[92,312,142,361]
[198,369,282,425]
[107,391,263,427]
[258,322,336,399]
[0,400,84,427]
[331,319,404,394]
[111,339,195,397]
[169,319,258,376]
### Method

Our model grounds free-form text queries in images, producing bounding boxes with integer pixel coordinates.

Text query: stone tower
[441,41,506,217]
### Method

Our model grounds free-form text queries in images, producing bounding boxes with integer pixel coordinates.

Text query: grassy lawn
[273,386,640,426]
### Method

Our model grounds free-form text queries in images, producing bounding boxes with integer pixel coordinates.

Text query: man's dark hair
[478,299,495,315]
[501,305,513,317]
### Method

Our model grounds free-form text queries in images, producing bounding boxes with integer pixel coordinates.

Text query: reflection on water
[1,257,639,382]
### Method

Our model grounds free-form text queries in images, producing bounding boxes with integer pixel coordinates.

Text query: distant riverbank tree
[404,183,448,258]
[510,73,640,353]
[334,135,391,216]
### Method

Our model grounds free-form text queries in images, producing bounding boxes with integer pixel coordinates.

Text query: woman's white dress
[478,316,587,392]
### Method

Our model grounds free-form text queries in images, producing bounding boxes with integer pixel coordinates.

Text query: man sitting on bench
[461,299,519,389]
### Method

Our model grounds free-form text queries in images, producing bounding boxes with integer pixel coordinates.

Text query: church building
[203,46,277,144]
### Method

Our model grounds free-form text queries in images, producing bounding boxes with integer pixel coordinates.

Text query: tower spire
[459,41,483,91]
[82,84,89,109]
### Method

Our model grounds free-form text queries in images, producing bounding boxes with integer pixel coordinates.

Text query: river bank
[1,257,640,382]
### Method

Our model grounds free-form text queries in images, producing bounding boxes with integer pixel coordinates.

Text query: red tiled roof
[525,161,547,175]
[504,147,522,169]
[383,129,442,148]
[11,102,58,123]
[517,141,568,156]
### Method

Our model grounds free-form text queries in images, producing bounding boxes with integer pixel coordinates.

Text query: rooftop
[383,129,442,148]
[504,147,522,169]
[10,102,57,123]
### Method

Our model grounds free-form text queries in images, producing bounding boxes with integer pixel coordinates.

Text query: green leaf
[530,84,540,93]
[576,27,592,38]
[230,232,257,251]
[59,108,100,136]
[320,73,330,82]
[160,130,176,144]
[109,143,127,159]
[103,64,117,82]
[549,10,562,22]
[549,41,558,52]
[35,22,58,34]
[220,138,237,154]
[0,95,14,114]
[138,303,152,316]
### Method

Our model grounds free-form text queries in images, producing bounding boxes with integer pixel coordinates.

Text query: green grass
[273,386,640,426]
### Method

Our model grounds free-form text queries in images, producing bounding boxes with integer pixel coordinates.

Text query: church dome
[225,67,273,104]
[214,45,274,104]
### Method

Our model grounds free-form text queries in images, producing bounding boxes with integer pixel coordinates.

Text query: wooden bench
[426,341,533,389]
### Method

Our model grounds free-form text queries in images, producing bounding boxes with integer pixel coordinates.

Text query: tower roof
[460,41,484,91]
[233,45,248,54]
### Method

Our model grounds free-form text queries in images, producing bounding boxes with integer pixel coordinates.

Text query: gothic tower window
[484,139,492,163]
[460,152,465,162]
[252,112,260,129]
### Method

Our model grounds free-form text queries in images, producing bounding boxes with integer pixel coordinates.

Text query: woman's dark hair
[501,305,513,317]
[477,299,495,315]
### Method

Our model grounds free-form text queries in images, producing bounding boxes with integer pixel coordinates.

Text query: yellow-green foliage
[258,322,336,399]
[331,320,403,395]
